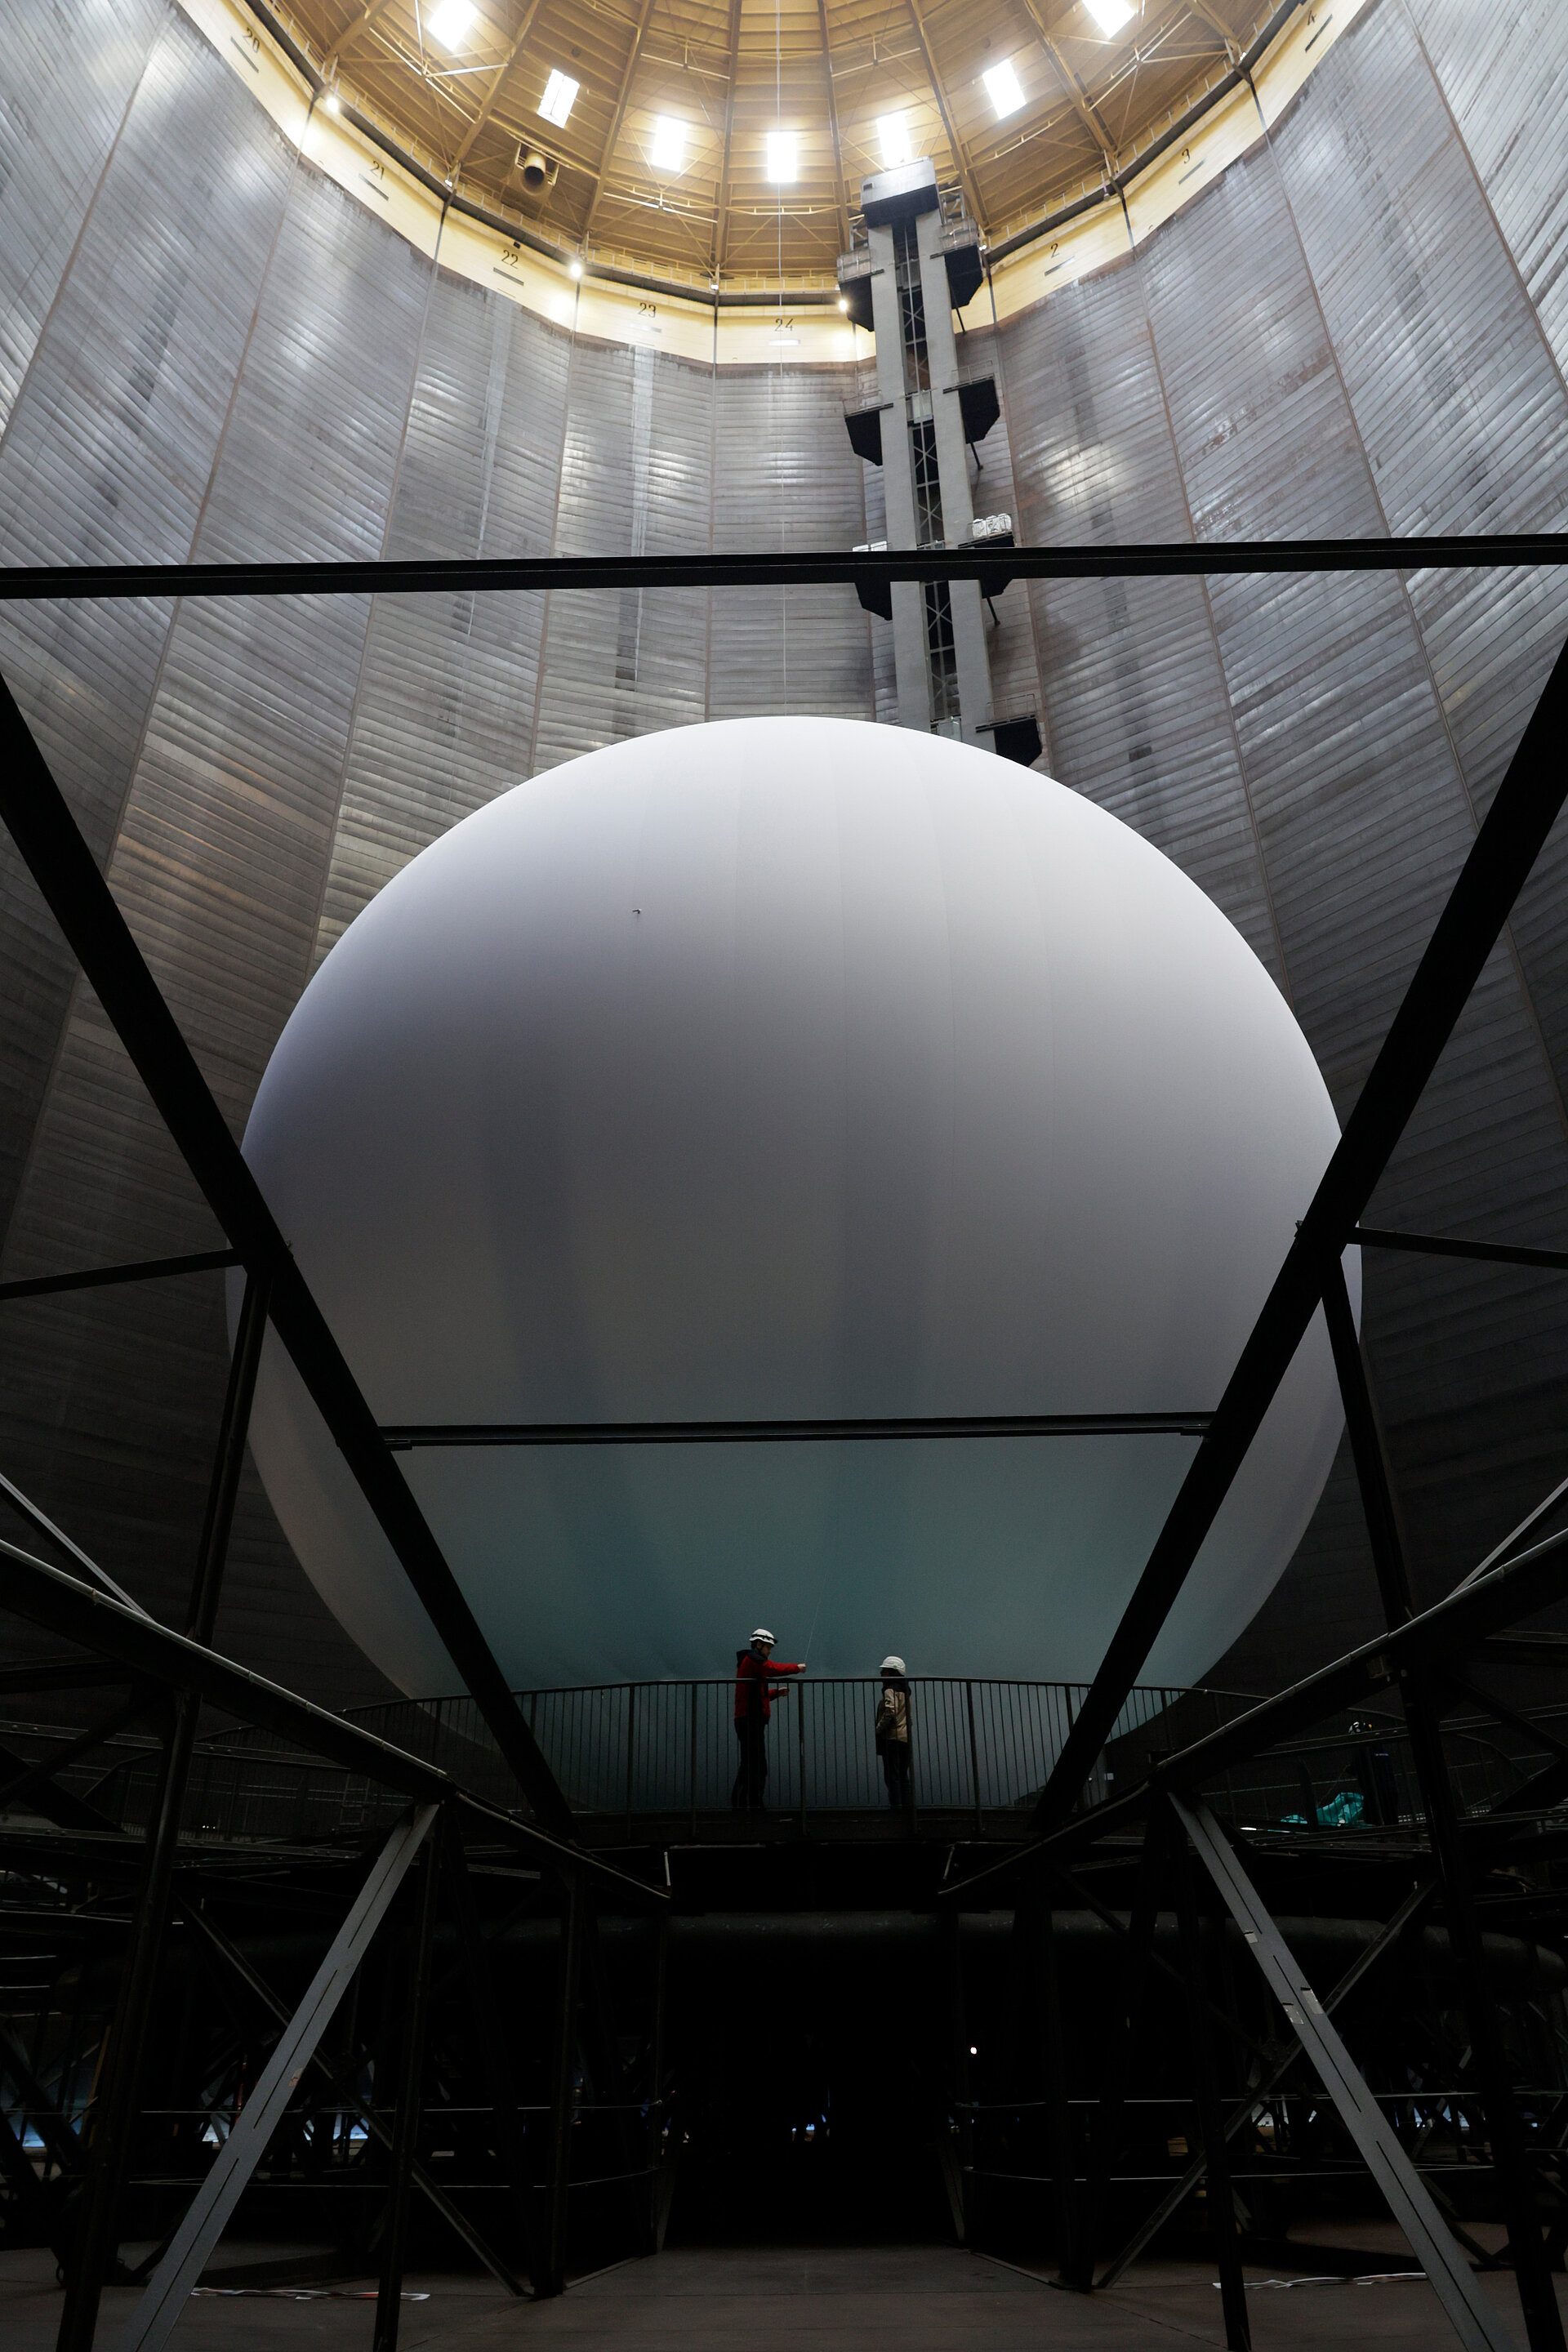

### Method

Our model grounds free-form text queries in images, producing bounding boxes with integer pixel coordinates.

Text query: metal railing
[348,1678,1200,1824]
[10,1679,1561,1850]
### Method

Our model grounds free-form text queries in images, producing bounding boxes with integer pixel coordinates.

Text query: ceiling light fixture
[323,87,341,114]
[568,256,583,278]
[982,58,1025,119]
[1084,0,1134,30]
[651,116,685,172]
[876,112,911,167]
[539,69,579,127]
[425,0,475,51]
[766,129,796,182]
[837,295,849,312]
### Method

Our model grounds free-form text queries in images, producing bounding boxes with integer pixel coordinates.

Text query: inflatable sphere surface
[240,717,1352,1697]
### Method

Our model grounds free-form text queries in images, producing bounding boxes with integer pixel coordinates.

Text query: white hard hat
[751,1627,775,1646]
[880,1655,906,1675]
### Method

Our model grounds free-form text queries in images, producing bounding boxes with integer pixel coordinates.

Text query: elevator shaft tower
[838,159,999,746]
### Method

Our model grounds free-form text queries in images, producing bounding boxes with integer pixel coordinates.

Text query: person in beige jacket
[874,1656,912,1811]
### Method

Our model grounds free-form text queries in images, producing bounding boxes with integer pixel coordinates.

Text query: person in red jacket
[732,1628,803,1811]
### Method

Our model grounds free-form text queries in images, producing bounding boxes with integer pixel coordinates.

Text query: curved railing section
[348,1677,1208,1825]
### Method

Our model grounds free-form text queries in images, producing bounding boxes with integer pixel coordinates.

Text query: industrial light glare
[877,112,911,167]
[323,87,341,113]
[766,129,796,182]
[838,296,849,312]
[982,58,1025,118]
[425,0,474,50]
[539,68,579,127]
[1084,0,1134,30]
[651,115,685,171]
[567,257,583,278]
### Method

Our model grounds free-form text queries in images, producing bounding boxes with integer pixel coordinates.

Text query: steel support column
[1036,1892,1080,2280]
[1324,1260,1565,2352]
[648,1911,670,2252]
[542,1873,585,2296]
[443,1820,536,2287]
[56,1268,273,2352]
[1169,1801,1250,2351]
[373,1830,442,2351]
[942,1909,973,2244]
[1079,1811,1165,2286]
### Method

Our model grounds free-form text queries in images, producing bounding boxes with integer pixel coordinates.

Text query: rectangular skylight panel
[877,112,911,167]
[1085,0,1134,31]
[651,115,685,171]
[766,129,796,181]
[426,0,474,50]
[539,69,580,127]
[982,58,1025,118]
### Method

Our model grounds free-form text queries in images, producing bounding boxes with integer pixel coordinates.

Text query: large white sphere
[240,716,1351,1699]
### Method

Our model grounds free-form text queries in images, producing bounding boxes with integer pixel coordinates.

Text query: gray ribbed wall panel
[1273,1,1568,1227]
[1251,10,1568,1631]
[1138,114,1568,1651]
[709,366,873,719]
[0,11,295,1243]
[996,255,1285,991]
[532,337,711,769]
[1407,0,1568,384]
[0,150,429,1695]
[314,270,572,964]
[0,0,164,430]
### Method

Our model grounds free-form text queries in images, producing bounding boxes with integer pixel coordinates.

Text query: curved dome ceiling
[261,0,1269,287]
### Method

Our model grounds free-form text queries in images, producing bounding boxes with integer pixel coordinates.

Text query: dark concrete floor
[1,2236,1556,2349]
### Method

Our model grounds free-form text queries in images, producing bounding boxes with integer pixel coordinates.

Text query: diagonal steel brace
[1171,1793,1513,2352]
[115,1804,438,2352]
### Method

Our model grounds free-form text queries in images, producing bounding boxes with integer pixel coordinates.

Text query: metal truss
[1,539,1566,2343]
[118,1804,439,2352]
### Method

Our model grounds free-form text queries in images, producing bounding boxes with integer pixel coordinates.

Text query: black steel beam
[1355,1226,1568,1273]
[0,1250,237,1303]
[382,1410,1211,1450]
[0,1735,117,1835]
[948,1519,1568,1891]
[0,674,571,1839]
[0,1535,449,1801]
[1,537,1565,601]
[0,1692,154,1812]
[0,1536,662,1904]
[1029,628,1568,1835]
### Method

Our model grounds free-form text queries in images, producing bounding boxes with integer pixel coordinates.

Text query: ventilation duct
[515,146,559,194]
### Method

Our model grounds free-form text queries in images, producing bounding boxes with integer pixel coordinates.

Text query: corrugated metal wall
[1,0,1567,1702]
